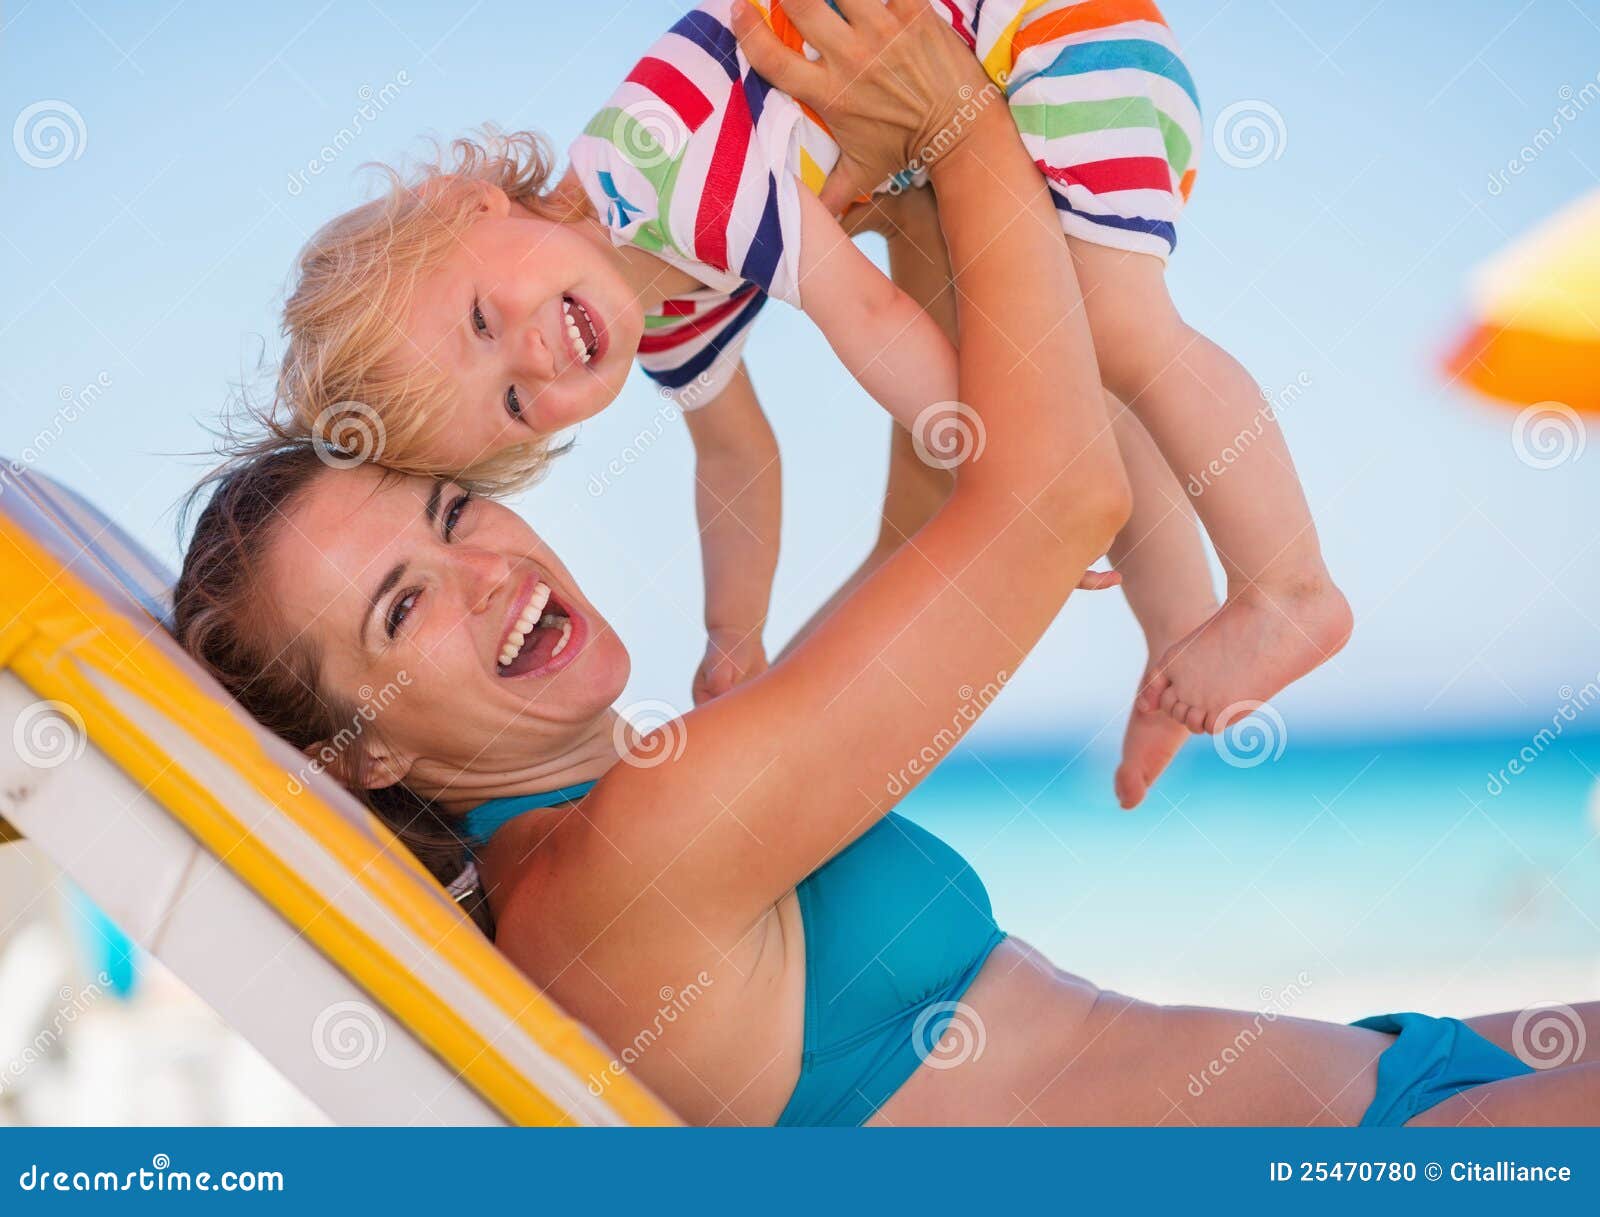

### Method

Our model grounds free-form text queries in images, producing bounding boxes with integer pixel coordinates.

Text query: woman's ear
[302,739,413,790]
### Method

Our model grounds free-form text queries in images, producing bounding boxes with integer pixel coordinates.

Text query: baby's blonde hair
[278,127,585,493]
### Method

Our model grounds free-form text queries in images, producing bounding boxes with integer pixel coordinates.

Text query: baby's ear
[417,174,509,217]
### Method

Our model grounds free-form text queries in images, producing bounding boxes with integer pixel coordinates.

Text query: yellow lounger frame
[0,491,676,1127]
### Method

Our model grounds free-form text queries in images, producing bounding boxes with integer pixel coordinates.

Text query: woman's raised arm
[586,0,1130,930]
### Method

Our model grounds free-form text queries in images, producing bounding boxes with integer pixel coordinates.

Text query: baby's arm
[683,361,781,704]
[795,186,959,435]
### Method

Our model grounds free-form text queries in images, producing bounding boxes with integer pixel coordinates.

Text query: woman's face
[387,192,643,466]
[263,464,630,801]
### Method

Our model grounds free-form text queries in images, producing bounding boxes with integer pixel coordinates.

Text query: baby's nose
[517,323,557,381]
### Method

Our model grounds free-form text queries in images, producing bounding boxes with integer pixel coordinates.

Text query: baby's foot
[1138,577,1352,733]
[1116,674,1192,809]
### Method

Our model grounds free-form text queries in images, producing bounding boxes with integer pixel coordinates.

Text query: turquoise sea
[897,731,1600,1021]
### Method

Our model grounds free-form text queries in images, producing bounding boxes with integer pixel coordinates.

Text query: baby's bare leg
[1107,397,1215,808]
[1068,238,1351,732]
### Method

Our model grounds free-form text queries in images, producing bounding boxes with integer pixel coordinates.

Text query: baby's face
[388,196,642,467]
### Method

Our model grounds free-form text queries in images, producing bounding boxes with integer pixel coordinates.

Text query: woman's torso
[482,795,1384,1127]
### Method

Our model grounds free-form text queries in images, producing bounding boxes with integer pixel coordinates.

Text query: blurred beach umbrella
[1444,188,1600,414]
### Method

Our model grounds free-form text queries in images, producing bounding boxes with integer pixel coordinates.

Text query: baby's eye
[505,386,522,418]
[386,590,419,639]
[471,303,489,336]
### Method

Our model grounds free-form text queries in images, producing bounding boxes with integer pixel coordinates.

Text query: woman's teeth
[499,582,551,667]
[561,296,597,364]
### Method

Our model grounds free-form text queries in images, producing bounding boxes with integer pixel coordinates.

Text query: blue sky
[4,0,1599,749]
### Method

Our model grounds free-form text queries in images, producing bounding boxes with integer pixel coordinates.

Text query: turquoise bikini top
[460,780,599,851]
[462,778,1005,1126]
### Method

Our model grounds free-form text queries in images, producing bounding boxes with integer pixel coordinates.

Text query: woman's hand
[732,0,991,213]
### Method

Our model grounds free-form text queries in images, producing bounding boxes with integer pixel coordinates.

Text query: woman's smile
[493,571,587,679]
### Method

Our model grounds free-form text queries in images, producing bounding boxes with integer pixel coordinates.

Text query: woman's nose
[457,547,511,614]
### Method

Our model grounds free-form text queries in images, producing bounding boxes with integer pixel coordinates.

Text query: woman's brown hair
[173,441,493,935]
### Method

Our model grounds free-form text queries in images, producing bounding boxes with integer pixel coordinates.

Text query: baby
[277,0,1348,801]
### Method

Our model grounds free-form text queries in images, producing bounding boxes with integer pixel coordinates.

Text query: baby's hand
[1079,567,1122,592]
[692,627,770,705]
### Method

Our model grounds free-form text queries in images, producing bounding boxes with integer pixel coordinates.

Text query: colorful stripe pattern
[569,0,1200,407]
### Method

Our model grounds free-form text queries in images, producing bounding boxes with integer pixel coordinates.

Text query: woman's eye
[386,590,419,639]
[472,303,489,336]
[505,385,522,418]
[444,492,471,540]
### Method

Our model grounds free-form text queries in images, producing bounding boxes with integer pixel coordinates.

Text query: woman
[177,2,1597,1125]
